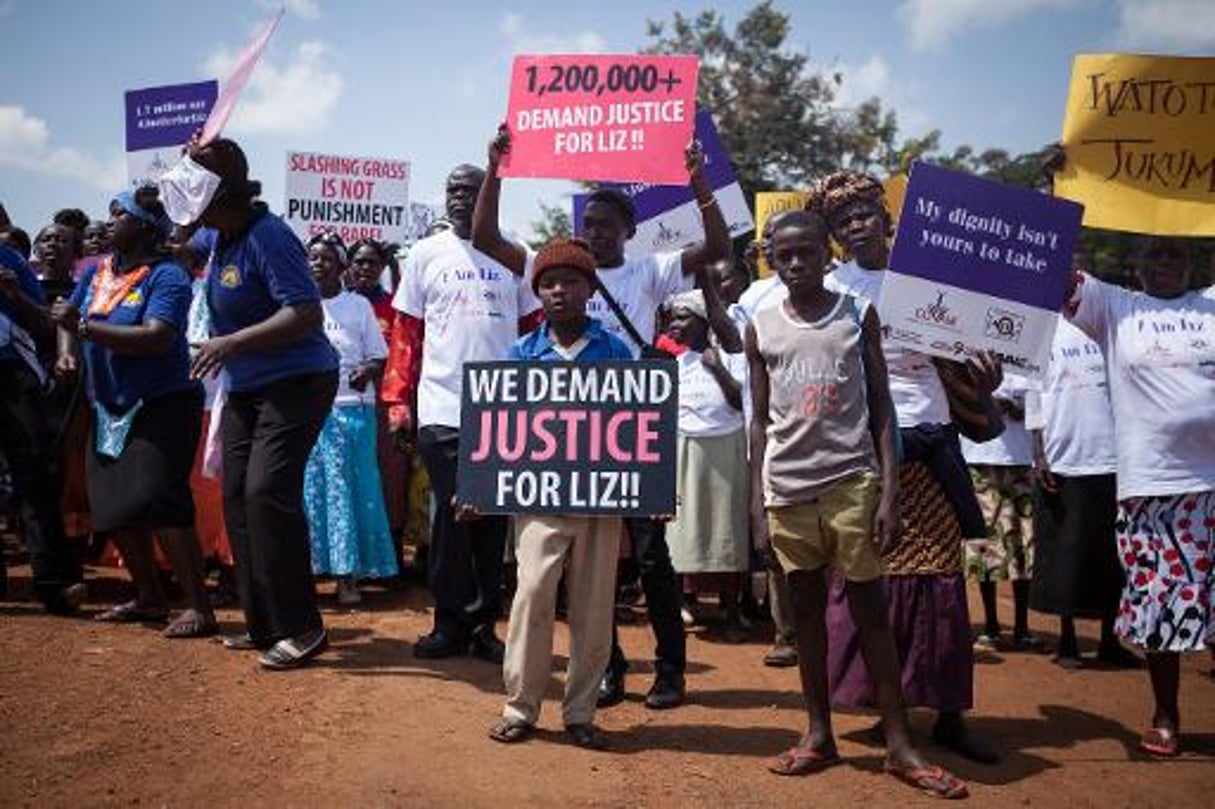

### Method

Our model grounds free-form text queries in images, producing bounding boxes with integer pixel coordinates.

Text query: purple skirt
[826,571,974,712]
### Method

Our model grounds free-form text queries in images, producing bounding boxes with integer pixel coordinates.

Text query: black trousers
[0,362,75,602]
[416,424,508,639]
[222,371,336,646]
[607,516,686,678]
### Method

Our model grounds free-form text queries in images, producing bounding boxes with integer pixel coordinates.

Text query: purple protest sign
[125,81,218,152]
[890,162,1083,310]
[880,162,1084,378]
[572,110,754,257]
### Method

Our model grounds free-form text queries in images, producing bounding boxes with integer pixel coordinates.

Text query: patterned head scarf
[806,170,889,227]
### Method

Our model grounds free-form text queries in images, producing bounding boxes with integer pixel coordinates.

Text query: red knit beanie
[532,238,597,293]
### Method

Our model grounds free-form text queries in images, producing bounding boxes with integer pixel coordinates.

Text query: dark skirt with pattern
[87,386,203,533]
[1030,473,1123,619]
[827,462,974,712]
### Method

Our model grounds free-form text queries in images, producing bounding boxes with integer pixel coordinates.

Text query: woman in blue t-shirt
[175,136,338,670]
[51,187,215,638]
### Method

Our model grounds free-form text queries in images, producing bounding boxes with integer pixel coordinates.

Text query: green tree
[528,201,572,250]
[642,1,923,197]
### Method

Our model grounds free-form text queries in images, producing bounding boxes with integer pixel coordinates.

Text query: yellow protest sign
[756,178,903,277]
[884,173,907,225]
[754,191,809,277]
[1055,53,1215,236]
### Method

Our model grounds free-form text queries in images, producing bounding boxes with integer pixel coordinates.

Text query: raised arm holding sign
[498,54,699,184]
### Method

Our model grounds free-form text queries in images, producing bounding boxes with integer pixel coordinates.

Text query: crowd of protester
[0,127,1211,800]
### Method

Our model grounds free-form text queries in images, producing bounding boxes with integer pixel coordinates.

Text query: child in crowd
[488,239,633,750]
[664,287,750,642]
[747,209,965,798]
[305,233,397,604]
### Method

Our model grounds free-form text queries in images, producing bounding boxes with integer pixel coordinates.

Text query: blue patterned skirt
[304,403,399,579]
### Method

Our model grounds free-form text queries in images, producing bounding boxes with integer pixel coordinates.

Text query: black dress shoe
[644,673,685,710]
[597,669,626,708]
[468,626,505,664]
[414,630,466,659]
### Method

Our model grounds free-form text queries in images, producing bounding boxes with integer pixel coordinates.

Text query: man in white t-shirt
[382,163,541,663]
[471,125,730,711]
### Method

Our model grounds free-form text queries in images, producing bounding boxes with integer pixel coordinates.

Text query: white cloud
[899,0,1088,52]
[258,0,320,19]
[833,56,893,108]
[0,106,125,190]
[500,11,608,54]
[1113,0,1215,50]
[203,39,343,136]
[832,56,931,134]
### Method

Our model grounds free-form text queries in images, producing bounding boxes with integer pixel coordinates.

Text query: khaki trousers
[503,514,621,726]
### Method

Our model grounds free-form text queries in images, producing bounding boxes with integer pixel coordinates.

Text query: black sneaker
[644,673,685,710]
[597,669,626,708]
[43,583,87,616]
[414,630,466,659]
[468,626,505,664]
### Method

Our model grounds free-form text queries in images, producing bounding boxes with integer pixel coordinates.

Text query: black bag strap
[593,275,652,353]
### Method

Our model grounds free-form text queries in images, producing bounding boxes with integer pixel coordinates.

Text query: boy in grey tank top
[746,210,966,798]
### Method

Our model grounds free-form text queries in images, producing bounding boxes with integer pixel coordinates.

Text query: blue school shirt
[205,208,337,391]
[69,259,198,412]
[508,317,634,362]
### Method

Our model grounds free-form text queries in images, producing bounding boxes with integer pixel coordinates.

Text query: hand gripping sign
[498,54,700,185]
[457,361,678,516]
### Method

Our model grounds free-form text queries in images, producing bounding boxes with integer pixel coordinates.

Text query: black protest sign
[457,360,678,516]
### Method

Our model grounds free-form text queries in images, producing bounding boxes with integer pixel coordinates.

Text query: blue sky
[2,0,1212,238]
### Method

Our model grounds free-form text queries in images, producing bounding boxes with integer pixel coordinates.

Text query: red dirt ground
[2,563,1213,808]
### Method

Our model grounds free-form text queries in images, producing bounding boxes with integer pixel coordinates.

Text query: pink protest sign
[499,54,699,184]
[200,7,284,145]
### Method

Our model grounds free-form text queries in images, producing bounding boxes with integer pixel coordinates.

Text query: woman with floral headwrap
[51,187,215,637]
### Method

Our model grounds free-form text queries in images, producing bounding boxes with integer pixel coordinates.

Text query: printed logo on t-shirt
[120,290,143,307]
[218,265,241,288]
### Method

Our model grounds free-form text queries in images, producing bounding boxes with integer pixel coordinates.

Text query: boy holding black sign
[488,238,633,750]
[747,210,965,798]
[473,125,729,710]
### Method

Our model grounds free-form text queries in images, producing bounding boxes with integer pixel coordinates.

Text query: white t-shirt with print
[960,376,1033,466]
[732,275,788,325]
[677,348,746,437]
[393,230,539,427]
[825,261,952,428]
[322,291,388,407]
[1023,318,1116,476]
[1068,274,1215,500]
